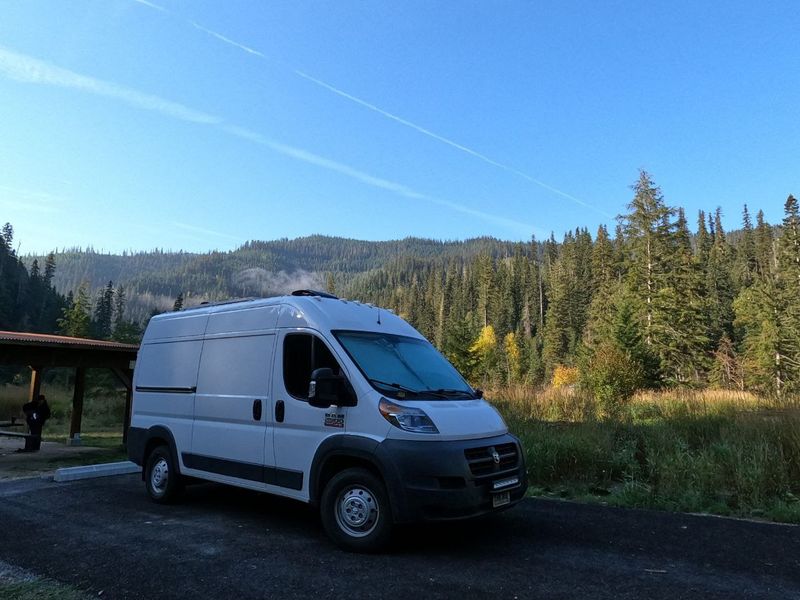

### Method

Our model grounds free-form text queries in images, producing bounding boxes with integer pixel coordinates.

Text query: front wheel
[320,468,393,552]
[145,445,182,504]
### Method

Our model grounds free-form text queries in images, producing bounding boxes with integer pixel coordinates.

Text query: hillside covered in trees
[12,171,800,399]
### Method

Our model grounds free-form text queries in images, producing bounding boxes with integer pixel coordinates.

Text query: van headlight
[379,397,439,434]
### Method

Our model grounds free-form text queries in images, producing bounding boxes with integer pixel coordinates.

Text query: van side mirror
[308,368,357,408]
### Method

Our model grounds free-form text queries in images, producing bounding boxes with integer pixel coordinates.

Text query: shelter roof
[0,331,138,353]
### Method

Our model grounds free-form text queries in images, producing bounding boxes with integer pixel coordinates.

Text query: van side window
[283,334,342,400]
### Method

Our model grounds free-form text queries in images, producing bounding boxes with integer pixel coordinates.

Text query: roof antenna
[376,307,382,325]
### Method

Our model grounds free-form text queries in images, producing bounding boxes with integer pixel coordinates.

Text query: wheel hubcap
[335,486,379,537]
[151,458,169,494]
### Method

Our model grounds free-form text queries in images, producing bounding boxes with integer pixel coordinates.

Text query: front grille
[464,442,519,476]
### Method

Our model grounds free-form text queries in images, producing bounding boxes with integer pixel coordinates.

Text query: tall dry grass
[489,385,800,523]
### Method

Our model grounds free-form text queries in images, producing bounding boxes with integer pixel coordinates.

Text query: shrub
[552,365,579,388]
[582,343,644,419]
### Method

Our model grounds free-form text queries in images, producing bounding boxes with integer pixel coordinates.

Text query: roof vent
[291,289,339,299]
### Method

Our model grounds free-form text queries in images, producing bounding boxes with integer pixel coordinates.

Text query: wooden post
[111,367,134,449]
[68,367,86,446]
[29,366,44,403]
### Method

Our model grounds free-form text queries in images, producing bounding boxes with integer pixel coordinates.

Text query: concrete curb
[53,461,140,483]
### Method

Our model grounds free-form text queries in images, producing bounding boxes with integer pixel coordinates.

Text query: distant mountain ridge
[27,234,527,317]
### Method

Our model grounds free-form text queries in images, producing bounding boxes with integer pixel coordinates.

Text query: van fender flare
[309,435,402,513]
[139,425,182,478]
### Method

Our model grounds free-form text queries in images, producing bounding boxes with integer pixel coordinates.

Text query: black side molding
[135,386,197,394]
[182,453,303,491]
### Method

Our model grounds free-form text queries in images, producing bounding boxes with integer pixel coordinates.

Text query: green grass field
[0,379,126,435]
[1,380,128,464]
[3,380,798,522]
[492,386,800,523]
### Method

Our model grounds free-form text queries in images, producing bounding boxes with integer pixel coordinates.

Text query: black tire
[320,467,393,553]
[144,445,182,504]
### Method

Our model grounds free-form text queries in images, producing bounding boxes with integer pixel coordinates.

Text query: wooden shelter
[0,331,138,445]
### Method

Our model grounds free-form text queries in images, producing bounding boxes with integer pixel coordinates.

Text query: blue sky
[0,1,798,254]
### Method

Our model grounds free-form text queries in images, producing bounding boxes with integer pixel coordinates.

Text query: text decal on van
[324,412,345,428]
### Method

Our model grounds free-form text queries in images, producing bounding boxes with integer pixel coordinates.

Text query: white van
[127,290,527,551]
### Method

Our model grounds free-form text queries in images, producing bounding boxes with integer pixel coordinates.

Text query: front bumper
[375,433,528,523]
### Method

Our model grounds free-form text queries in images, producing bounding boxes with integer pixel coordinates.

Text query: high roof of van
[143,294,422,342]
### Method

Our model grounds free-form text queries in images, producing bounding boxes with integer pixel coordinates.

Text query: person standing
[20,394,51,452]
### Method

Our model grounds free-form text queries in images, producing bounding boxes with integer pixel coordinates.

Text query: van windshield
[333,330,477,400]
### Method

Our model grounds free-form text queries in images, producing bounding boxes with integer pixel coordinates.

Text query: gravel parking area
[0,474,798,599]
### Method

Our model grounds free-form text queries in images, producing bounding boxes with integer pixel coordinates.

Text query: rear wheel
[145,445,182,504]
[320,468,393,552]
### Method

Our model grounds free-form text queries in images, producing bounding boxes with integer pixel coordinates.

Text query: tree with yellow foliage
[470,325,498,386]
[504,331,521,384]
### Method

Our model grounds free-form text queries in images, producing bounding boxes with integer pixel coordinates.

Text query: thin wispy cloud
[0,185,65,214]
[0,46,536,235]
[0,46,220,125]
[131,1,607,217]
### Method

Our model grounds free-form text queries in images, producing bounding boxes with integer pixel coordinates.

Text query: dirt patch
[0,437,112,480]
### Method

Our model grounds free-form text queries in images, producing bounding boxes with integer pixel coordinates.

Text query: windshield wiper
[368,379,424,396]
[368,379,450,399]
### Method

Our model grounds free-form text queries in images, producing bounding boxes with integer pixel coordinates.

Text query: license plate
[492,491,511,508]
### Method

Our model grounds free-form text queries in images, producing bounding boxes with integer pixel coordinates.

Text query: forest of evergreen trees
[0,224,139,344]
[0,223,64,333]
[347,172,800,400]
[8,170,800,399]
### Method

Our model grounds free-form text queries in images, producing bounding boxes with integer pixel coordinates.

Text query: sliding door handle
[275,400,285,423]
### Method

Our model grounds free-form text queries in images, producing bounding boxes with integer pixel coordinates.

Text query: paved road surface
[0,475,797,599]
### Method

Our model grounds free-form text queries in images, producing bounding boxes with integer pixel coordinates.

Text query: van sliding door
[187,333,276,487]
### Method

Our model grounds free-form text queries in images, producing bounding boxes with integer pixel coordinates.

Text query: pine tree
[1,223,13,254]
[754,210,774,279]
[173,292,184,311]
[710,335,744,390]
[542,237,576,374]
[58,283,91,338]
[43,252,56,287]
[696,210,711,271]
[651,208,710,383]
[705,208,735,346]
[620,171,673,348]
[114,285,127,331]
[443,313,477,381]
[474,253,494,327]
[779,195,800,292]
[736,205,757,288]
[111,285,141,343]
[735,196,800,398]
[93,281,115,338]
[325,272,336,296]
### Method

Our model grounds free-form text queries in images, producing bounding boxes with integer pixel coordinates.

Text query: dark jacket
[23,400,51,426]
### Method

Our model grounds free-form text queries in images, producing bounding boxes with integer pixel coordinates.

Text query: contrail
[131,0,167,13]
[291,69,604,214]
[222,126,539,236]
[131,0,609,217]
[0,46,538,236]
[190,21,265,58]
